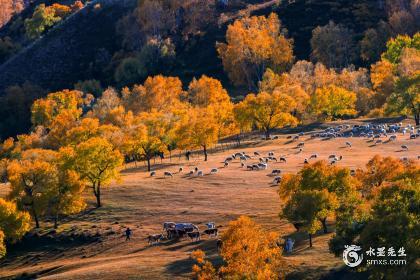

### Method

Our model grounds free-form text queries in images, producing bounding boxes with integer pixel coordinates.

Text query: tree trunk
[265,129,271,140]
[309,233,313,247]
[415,112,419,126]
[147,158,151,172]
[203,145,208,161]
[95,182,101,208]
[321,218,328,233]
[54,212,59,229]
[236,134,241,147]
[32,206,40,228]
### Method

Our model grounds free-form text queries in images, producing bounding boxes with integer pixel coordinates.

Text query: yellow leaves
[217,13,293,89]
[31,90,83,128]
[219,216,283,279]
[73,137,123,186]
[236,91,298,138]
[310,85,357,120]
[122,75,185,114]
[0,198,31,242]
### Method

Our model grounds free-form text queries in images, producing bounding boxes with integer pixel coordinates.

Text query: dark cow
[148,234,164,245]
[203,228,218,237]
[187,231,201,241]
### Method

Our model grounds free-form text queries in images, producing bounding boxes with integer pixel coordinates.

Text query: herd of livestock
[144,122,418,246]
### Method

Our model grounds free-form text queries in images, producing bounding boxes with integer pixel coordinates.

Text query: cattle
[187,231,201,242]
[203,228,218,237]
[148,234,164,245]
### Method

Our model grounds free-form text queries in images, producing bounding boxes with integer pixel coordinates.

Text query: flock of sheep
[149,122,418,182]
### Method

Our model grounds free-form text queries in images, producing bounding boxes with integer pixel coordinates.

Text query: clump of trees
[191,216,284,279]
[217,13,294,90]
[277,156,419,278]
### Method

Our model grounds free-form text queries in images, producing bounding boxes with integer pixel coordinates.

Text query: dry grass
[0,120,418,279]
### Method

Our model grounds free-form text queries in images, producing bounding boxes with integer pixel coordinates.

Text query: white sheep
[345,141,352,148]
[224,161,229,167]
[401,145,408,151]
[150,171,156,177]
[254,152,260,156]
[272,176,281,185]
[164,171,173,178]
[210,168,219,174]
[309,154,318,159]
[179,167,183,173]
[197,170,204,176]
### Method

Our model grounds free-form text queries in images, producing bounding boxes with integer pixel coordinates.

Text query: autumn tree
[358,184,419,279]
[310,21,357,69]
[122,75,185,114]
[128,111,169,171]
[217,13,294,90]
[72,137,123,207]
[381,33,419,65]
[236,91,298,139]
[7,149,58,228]
[0,198,31,258]
[387,48,420,125]
[176,107,218,161]
[283,190,337,247]
[188,75,236,138]
[310,85,357,120]
[191,216,284,279]
[370,59,397,107]
[31,89,83,128]
[24,4,62,39]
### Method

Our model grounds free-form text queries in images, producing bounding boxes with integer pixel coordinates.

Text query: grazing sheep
[258,163,268,170]
[293,135,299,141]
[328,154,336,159]
[239,156,247,161]
[389,135,397,141]
[150,171,156,177]
[252,164,260,170]
[297,142,305,148]
[279,157,287,163]
[271,169,281,175]
[179,167,183,173]
[225,157,233,162]
[244,154,252,159]
[197,170,204,176]
[194,167,199,172]
[401,157,408,162]
[254,152,261,156]
[350,169,356,176]
[241,162,245,167]
[246,165,254,170]
[309,154,318,159]
[304,159,309,164]
[164,171,173,178]
[345,141,352,148]
[375,140,382,145]
[272,176,281,185]
[330,160,336,165]
[268,151,275,156]
[210,168,219,174]
[401,145,408,151]
[234,152,244,157]
[188,170,194,176]
[224,161,229,167]
[298,148,303,153]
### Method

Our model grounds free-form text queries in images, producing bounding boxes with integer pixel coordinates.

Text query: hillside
[1,119,416,279]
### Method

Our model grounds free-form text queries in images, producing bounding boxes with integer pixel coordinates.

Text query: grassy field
[0,120,418,280]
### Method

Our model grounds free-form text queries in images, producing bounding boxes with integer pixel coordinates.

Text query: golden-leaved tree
[235,91,298,139]
[128,111,169,171]
[0,198,31,258]
[122,75,185,114]
[217,13,294,90]
[31,89,83,128]
[7,149,58,228]
[310,85,357,120]
[176,107,218,161]
[71,137,123,207]
[188,75,237,138]
[191,216,284,279]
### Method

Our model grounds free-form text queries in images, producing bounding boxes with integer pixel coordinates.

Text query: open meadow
[1,119,418,280]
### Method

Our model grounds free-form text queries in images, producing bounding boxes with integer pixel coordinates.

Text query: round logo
[343,245,363,267]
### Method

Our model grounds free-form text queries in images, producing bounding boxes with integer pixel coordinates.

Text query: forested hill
[0,0,418,138]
